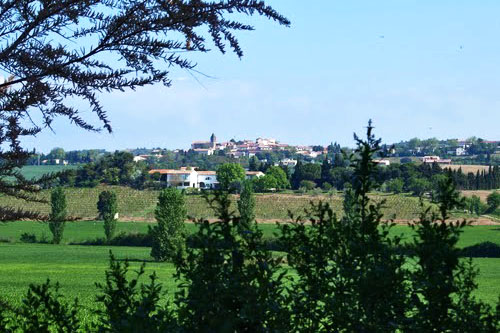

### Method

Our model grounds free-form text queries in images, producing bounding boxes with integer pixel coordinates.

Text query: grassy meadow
[0,221,498,311]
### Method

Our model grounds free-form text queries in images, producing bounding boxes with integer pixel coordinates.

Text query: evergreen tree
[237,181,256,231]
[291,159,304,190]
[248,156,259,171]
[150,188,187,262]
[97,191,118,242]
[49,187,67,244]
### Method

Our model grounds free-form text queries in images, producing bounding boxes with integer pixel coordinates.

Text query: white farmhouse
[197,171,218,189]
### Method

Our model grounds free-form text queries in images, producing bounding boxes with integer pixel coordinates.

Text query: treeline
[449,166,500,191]
[28,148,106,165]
[50,152,149,188]
[271,157,498,194]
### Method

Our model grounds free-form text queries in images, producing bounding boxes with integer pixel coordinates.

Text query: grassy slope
[0,185,426,221]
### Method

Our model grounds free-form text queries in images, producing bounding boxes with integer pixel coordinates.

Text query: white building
[374,159,391,166]
[197,171,218,189]
[148,168,264,189]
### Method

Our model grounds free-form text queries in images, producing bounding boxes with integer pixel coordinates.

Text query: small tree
[49,187,67,244]
[97,191,118,242]
[266,166,290,190]
[150,188,187,262]
[237,181,256,231]
[486,191,500,213]
[385,178,404,194]
[216,163,246,191]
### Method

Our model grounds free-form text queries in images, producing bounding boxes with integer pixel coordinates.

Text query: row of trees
[46,189,117,244]
[450,166,500,191]
[3,125,499,331]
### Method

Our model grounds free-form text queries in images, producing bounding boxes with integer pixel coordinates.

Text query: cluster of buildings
[190,134,325,159]
[148,167,264,189]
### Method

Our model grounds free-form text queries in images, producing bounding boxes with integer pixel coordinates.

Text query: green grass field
[0,221,498,324]
[20,165,78,180]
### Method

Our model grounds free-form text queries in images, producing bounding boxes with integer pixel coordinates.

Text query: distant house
[193,148,214,156]
[245,171,265,179]
[148,168,264,189]
[275,158,297,167]
[148,167,198,189]
[420,156,452,165]
[374,159,391,166]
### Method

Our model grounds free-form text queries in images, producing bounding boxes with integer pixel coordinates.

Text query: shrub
[464,195,486,215]
[97,191,118,242]
[150,188,187,261]
[20,233,37,243]
[49,187,67,244]
[486,191,500,213]
[321,182,333,191]
[299,180,316,191]
[384,178,404,193]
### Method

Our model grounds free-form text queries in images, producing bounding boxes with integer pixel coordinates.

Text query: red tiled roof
[149,169,191,175]
[197,171,216,175]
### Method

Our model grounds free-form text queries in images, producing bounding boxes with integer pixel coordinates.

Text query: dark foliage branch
[0,0,289,217]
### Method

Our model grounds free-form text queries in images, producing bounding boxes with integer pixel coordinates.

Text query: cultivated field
[0,185,430,222]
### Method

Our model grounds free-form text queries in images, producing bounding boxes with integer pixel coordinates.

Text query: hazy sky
[26,1,500,153]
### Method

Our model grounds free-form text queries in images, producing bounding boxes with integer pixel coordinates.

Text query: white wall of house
[197,174,218,189]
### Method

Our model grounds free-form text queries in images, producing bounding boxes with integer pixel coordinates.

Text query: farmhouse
[149,168,264,189]
[420,156,452,165]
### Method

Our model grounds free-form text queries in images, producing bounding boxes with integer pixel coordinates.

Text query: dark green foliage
[97,191,118,242]
[49,187,67,244]
[174,190,288,332]
[237,181,256,230]
[266,166,290,190]
[150,188,187,262]
[486,191,500,213]
[299,179,316,191]
[216,163,246,191]
[94,252,177,332]
[408,176,432,196]
[0,280,80,332]
[280,121,410,331]
[410,176,498,331]
[20,232,38,243]
[384,177,404,193]
[464,195,486,215]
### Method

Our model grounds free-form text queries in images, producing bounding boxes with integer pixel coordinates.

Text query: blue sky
[27,1,500,153]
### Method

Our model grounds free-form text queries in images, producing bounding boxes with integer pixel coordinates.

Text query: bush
[299,180,316,191]
[464,195,486,215]
[97,191,118,242]
[150,188,187,261]
[486,191,500,213]
[20,233,37,243]
[321,182,333,191]
[49,187,67,244]
[384,178,404,193]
